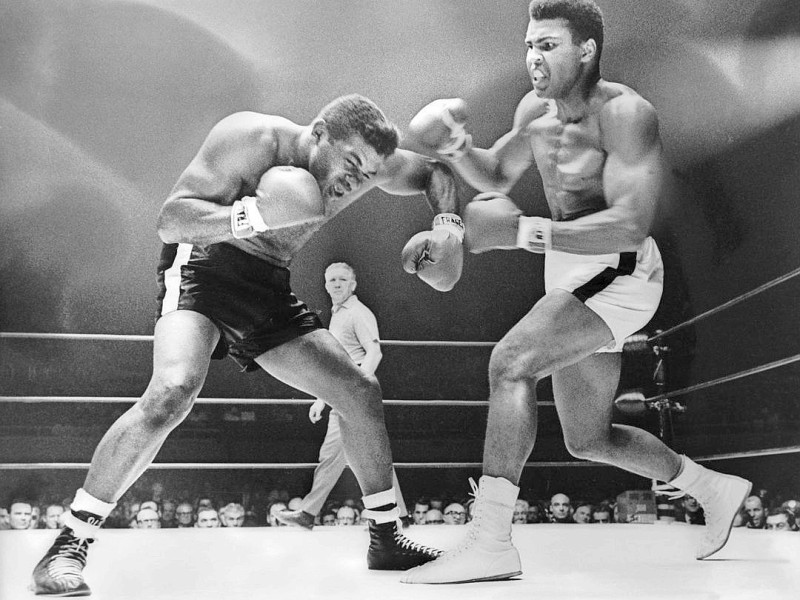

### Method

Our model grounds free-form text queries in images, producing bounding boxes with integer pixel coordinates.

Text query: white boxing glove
[401,213,465,292]
[407,99,472,161]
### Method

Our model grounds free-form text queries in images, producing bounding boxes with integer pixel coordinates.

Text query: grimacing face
[309,129,384,200]
[525,18,587,99]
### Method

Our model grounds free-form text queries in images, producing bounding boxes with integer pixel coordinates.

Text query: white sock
[362,488,399,524]
[65,488,117,538]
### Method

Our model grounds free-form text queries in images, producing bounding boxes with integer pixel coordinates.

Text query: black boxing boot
[366,518,442,570]
[31,524,94,596]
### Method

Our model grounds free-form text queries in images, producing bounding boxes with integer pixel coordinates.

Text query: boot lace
[394,529,443,557]
[47,534,92,580]
[652,482,685,501]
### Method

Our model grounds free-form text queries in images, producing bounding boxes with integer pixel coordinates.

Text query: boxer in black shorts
[156,242,322,371]
[33,94,465,596]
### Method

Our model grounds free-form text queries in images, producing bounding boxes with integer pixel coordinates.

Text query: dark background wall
[1,0,798,504]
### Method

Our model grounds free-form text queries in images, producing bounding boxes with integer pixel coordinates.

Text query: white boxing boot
[668,455,752,560]
[401,476,522,584]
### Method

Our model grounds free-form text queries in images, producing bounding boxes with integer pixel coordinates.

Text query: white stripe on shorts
[161,243,193,316]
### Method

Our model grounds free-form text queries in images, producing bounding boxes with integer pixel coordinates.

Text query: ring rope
[0,395,554,407]
[0,332,496,347]
[648,265,800,343]
[2,445,798,471]
[4,266,798,348]
[643,352,800,404]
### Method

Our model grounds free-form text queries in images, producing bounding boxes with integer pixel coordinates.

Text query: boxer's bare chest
[528,102,607,220]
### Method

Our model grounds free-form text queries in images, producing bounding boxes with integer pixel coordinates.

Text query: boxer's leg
[31,311,219,596]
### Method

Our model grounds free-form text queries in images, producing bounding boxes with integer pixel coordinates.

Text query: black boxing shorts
[156,242,323,371]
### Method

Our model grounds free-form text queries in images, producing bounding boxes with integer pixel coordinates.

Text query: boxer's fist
[254,166,325,226]
[232,166,324,238]
[407,98,471,160]
[402,229,463,292]
[464,192,524,253]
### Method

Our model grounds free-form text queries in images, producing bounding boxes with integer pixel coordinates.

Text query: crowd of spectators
[2,480,798,533]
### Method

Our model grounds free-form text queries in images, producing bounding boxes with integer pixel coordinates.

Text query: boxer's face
[525,18,584,99]
[310,126,384,199]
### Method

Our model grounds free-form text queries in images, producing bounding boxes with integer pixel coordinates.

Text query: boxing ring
[2,267,800,600]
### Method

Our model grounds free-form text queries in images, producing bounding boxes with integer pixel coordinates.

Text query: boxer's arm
[450,92,543,194]
[358,340,382,376]
[157,112,277,245]
[550,96,664,255]
[352,310,382,375]
[377,149,458,215]
[380,150,465,291]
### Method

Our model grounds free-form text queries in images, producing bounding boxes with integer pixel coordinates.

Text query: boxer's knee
[140,369,203,428]
[333,373,383,418]
[564,432,612,461]
[489,340,542,388]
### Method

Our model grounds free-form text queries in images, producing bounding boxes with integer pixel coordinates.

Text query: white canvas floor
[2,523,798,600]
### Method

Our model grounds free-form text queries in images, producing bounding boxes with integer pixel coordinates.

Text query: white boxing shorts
[544,236,664,352]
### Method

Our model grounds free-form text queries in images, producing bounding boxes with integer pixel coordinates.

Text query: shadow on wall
[0,0,265,333]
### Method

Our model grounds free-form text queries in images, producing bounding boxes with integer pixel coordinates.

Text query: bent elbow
[156,205,181,244]
[622,223,649,251]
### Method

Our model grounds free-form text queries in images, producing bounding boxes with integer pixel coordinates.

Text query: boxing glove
[402,213,465,292]
[464,192,552,254]
[407,98,472,161]
[231,166,324,239]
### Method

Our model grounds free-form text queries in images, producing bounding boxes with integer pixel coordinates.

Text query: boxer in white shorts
[400,0,750,585]
[545,235,664,352]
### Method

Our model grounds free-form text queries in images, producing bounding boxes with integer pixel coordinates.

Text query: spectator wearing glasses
[175,502,195,528]
[444,503,467,525]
